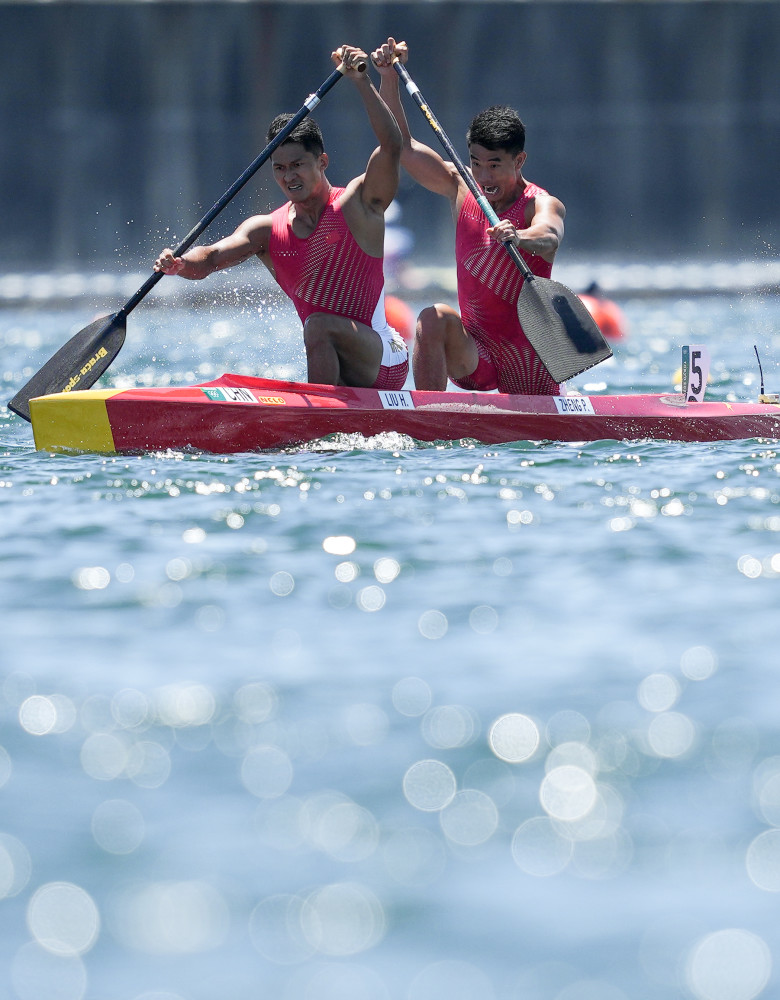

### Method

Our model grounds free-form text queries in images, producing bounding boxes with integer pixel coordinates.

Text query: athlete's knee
[302,312,333,348]
[416,304,455,345]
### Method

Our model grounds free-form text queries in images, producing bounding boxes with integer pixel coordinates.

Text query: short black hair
[466,105,526,155]
[266,114,325,156]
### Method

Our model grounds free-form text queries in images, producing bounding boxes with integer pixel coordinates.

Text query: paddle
[8,57,365,422]
[392,60,612,384]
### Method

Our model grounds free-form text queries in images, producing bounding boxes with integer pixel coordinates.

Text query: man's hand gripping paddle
[8,56,365,422]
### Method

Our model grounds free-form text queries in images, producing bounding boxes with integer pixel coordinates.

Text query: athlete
[155,44,408,390]
[373,38,566,396]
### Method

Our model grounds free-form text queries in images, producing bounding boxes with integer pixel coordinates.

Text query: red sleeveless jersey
[455,184,559,395]
[269,186,385,329]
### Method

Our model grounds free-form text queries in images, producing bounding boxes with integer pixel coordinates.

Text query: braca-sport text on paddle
[8,58,365,422]
[393,59,612,384]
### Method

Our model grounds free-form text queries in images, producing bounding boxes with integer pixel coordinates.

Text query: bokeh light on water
[91,799,145,855]
[403,759,457,812]
[3,614,780,995]
[686,929,771,1000]
[646,710,697,758]
[241,743,294,798]
[111,880,229,954]
[5,297,780,997]
[439,788,498,846]
[26,882,99,957]
[0,834,32,899]
[391,676,432,717]
[540,765,598,822]
[421,703,476,749]
[512,816,573,877]
[488,712,540,762]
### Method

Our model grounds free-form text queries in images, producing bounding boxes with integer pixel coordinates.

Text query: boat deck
[28,375,780,454]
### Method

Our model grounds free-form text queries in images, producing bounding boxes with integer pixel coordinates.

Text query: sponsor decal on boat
[378,390,415,410]
[554,396,595,415]
[201,387,258,403]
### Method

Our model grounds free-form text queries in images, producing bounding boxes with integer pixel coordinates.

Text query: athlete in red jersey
[374,39,565,396]
[154,44,408,390]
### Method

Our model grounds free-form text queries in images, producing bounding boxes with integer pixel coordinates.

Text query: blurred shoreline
[1,257,779,312]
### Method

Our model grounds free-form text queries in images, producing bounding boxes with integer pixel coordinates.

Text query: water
[2,287,780,1000]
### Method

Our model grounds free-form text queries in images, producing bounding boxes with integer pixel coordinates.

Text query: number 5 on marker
[681,345,710,403]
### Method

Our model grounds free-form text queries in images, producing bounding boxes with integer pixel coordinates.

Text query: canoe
[28,373,780,453]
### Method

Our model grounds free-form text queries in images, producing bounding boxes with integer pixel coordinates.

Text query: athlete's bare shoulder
[334,174,385,256]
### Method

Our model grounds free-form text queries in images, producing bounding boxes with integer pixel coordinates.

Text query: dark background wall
[3,1,780,270]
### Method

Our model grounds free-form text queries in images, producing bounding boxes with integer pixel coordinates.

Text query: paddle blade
[518,277,613,383]
[8,313,127,422]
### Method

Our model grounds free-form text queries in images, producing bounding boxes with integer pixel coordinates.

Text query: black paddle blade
[7,313,127,422]
[518,277,613,383]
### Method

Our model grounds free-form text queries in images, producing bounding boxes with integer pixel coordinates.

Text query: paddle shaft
[7,59,367,422]
[392,60,535,280]
[391,59,612,385]
[121,62,362,320]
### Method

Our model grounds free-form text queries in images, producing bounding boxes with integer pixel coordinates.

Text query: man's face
[271,142,328,201]
[468,143,527,205]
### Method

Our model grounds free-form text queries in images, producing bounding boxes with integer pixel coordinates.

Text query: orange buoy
[385,294,415,342]
[579,292,628,341]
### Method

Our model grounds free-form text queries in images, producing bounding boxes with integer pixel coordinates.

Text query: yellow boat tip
[30,389,121,453]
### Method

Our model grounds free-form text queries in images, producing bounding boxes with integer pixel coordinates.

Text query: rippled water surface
[2,290,780,1000]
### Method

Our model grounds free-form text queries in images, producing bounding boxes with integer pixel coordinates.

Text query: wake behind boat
[28,373,780,454]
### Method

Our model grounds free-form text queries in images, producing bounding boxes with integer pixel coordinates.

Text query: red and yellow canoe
[28,374,780,453]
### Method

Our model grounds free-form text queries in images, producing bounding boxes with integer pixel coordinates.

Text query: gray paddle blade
[518,277,613,383]
[7,313,126,422]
